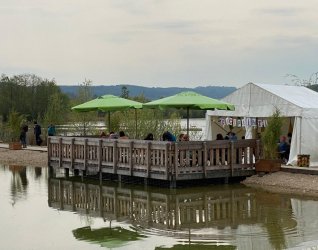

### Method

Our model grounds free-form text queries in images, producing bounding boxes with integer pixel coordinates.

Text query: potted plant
[255,108,283,173]
[6,110,26,150]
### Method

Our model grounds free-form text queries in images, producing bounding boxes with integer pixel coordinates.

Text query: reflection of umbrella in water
[143,91,235,135]
[72,226,145,249]
[156,244,236,250]
[71,95,143,137]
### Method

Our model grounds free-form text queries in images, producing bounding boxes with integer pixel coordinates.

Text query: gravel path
[242,171,318,197]
[0,148,47,167]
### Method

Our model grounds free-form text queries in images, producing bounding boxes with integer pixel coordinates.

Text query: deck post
[47,137,51,166]
[71,138,75,169]
[256,139,260,162]
[84,138,88,172]
[113,140,117,174]
[74,169,79,176]
[146,142,151,178]
[59,137,62,168]
[65,168,69,177]
[98,139,102,174]
[129,141,134,176]
[203,142,207,178]
[174,143,179,180]
[165,143,169,180]
[230,141,234,177]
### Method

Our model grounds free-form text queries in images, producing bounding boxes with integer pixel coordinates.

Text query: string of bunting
[218,117,268,127]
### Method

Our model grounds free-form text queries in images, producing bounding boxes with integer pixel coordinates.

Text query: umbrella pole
[187,107,190,136]
[108,111,111,133]
[135,109,137,139]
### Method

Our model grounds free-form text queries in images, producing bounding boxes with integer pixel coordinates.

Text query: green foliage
[108,109,181,140]
[261,109,283,159]
[0,74,68,123]
[68,79,97,136]
[6,110,26,142]
[44,92,70,126]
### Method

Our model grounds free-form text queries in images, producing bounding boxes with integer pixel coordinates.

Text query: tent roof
[207,83,318,118]
[254,83,318,109]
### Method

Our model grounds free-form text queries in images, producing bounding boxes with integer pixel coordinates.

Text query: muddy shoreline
[0,148,47,168]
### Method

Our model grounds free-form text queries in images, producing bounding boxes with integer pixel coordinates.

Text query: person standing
[34,121,42,146]
[20,124,28,148]
[47,124,56,136]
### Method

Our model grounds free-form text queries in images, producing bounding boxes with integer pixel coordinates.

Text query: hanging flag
[251,118,257,127]
[237,119,241,127]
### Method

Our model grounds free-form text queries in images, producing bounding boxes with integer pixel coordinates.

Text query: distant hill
[59,84,236,100]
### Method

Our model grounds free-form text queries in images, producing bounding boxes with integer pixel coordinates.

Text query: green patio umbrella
[71,95,143,137]
[143,91,235,135]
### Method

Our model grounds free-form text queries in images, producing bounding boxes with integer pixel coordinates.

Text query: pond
[1,164,318,250]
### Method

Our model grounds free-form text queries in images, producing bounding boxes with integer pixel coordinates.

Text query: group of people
[100,131,129,139]
[99,130,190,142]
[19,122,56,148]
[216,131,239,141]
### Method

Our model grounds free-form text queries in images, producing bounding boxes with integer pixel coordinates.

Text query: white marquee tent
[205,82,318,166]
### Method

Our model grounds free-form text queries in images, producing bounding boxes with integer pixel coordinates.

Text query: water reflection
[73,224,146,248]
[9,165,28,206]
[47,176,305,249]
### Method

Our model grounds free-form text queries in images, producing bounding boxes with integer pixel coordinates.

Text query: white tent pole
[299,116,302,154]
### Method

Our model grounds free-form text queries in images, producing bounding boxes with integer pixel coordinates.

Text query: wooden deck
[48,137,260,185]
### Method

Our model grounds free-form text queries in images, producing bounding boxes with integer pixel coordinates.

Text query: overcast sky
[1,0,318,87]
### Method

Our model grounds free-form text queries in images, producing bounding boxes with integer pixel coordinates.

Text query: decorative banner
[241,118,246,127]
[251,118,257,127]
[263,119,268,127]
[246,117,251,126]
[218,117,268,128]
[232,118,237,127]
[220,118,225,126]
[237,119,241,127]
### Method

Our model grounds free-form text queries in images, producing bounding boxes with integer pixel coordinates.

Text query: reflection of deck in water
[48,177,295,233]
[48,137,259,186]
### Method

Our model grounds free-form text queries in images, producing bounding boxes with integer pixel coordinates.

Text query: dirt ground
[0,148,48,167]
[242,171,318,197]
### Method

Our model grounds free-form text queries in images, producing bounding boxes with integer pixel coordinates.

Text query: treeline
[0,74,204,142]
[0,74,75,142]
[0,74,69,123]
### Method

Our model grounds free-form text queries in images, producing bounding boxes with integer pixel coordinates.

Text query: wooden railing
[48,137,260,180]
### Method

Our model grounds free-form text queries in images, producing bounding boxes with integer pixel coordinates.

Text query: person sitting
[144,133,154,140]
[109,131,119,139]
[278,135,290,163]
[178,133,185,141]
[181,134,189,141]
[216,133,224,140]
[162,131,176,142]
[119,131,129,139]
[100,131,107,138]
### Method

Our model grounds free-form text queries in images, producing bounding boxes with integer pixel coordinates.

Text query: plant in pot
[6,110,26,150]
[256,108,283,173]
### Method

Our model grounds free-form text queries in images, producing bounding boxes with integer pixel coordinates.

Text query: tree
[69,79,97,136]
[120,86,129,99]
[44,92,70,126]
